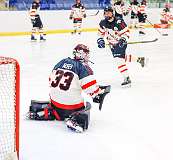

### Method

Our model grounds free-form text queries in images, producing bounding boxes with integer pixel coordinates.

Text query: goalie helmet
[73,44,90,63]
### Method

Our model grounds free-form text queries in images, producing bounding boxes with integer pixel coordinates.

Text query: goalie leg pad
[29,100,55,121]
[65,102,91,132]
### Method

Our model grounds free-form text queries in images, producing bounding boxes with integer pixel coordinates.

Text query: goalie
[28,44,110,133]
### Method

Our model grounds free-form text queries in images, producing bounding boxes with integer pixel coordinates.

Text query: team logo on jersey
[117,19,122,24]
[114,26,118,31]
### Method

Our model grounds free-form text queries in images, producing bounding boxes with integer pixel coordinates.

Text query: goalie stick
[87,10,99,17]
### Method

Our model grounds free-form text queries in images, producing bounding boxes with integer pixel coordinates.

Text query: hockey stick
[87,10,99,17]
[106,38,158,46]
[128,38,158,44]
[146,19,168,36]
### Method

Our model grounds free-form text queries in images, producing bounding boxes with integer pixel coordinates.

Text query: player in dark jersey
[97,6,148,87]
[28,44,110,133]
[69,0,86,34]
[29,0,46,41]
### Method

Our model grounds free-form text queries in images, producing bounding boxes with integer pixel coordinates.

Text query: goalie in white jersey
[28,44,109,132]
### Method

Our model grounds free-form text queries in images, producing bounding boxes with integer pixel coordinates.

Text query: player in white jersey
[137,0,147,35]
[111,0,128,19]
[69,0,86,34]
[29,0,46,41]
[160,3,173,27]
[127,0,139,28]
[28,44,110,132]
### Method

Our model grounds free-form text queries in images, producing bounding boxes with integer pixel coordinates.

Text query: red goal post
[0,57,20,160]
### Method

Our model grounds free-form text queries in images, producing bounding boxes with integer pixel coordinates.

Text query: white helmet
[73,44,90,63]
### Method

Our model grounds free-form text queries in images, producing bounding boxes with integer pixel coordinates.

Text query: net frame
[0,56,20,160]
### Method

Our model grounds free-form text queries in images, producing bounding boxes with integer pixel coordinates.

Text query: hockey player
[29,0,46,41]
[127,0,139,29]
[137,0,147,35]
[111,0,128,19]
[160,3,173,27]
[97,6,147,87]
[69,0,86,34]
[28,44,110,133]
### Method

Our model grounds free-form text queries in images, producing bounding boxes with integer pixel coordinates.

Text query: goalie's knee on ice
[29,100,55,121]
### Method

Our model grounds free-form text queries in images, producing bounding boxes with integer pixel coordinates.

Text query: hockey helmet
[73,44,90,63]
[104,6,114,21]
[104,6,114,13]
[165,2,171,9]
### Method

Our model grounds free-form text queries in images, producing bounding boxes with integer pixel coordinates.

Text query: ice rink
[0,28,173,160]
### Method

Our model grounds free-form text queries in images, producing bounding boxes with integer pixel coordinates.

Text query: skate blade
[67,125,83,133]
[121,83,131,88]
[31,40,37,42]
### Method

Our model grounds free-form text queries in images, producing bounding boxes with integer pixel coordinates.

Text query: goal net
[0,57,19,160]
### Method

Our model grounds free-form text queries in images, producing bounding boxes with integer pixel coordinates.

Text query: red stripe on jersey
[82,80,97,90]
[74,18,82,21]
[119,29,130,37]
[98,29,105,35]
[51,99,84,110]
[118,64,126,69]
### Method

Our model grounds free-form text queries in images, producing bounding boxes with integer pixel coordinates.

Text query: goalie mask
[73,44,90,63]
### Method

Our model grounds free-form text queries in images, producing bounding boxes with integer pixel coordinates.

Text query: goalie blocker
[27,85,111,133]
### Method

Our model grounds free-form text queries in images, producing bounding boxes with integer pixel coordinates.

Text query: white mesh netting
[0,57,19,160]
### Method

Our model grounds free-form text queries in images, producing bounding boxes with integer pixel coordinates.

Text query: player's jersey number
[51,70,74,91]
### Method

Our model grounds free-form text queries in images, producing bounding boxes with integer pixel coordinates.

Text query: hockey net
[0,57,19,160]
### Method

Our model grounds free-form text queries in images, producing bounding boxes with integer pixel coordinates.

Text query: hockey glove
[97,38,105,48]
[83,14,86,18]
[118,37,127,48]
[143,13,147,19]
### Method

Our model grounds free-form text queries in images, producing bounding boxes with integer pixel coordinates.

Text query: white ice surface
[0,28,173,160]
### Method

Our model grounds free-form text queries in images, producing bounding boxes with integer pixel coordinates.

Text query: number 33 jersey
[49,57,99,110]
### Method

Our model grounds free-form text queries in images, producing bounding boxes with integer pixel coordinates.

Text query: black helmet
[104,6,113,13]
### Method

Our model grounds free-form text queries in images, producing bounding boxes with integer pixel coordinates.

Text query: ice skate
[65,118,83,133]
[137,57,148,67]
[139,31,146,35]
[71,29,77,35]
[121,76,131,87]
[31,35,37,42]
[40,35,46,42]
[78,31,81,35]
